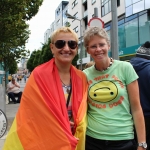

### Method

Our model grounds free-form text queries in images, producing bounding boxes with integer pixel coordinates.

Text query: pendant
[66,88,70,94]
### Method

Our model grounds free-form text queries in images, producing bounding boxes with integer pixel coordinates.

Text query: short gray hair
[83,27,110,48]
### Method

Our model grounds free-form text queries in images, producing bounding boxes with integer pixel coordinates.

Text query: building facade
[44,29,50,43]
[48,1,69,41]
[0,63,5,85]
[55,1,69,29]
[45,0,150,69]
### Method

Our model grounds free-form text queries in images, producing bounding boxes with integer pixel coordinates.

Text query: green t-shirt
[83,60,138,140]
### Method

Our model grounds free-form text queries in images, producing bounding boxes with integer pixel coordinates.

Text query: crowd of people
[3,26,149,150]
[8,74,29,83]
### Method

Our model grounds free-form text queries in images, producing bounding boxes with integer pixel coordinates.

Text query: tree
[0,0,43,87]
[27,50,37,72]
[41,38,53,64]
[72,54,79,67]
[0,0,43,43]
[27,39,53,71]
[33,50,41,67]
[0,0,43,62]
[9,60,18,74]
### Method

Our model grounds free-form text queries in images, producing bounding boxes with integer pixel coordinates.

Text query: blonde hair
[84,61,95,69]
[51,27,78,43]
[83,27,110,48]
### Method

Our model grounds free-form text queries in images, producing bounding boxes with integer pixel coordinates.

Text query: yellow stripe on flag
[3,117,24,150]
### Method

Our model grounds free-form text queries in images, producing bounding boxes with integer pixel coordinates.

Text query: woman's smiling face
[50,32,78,64]
[87,35,110,62]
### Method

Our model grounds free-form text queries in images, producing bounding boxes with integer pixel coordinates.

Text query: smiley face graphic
[89,80,118,103]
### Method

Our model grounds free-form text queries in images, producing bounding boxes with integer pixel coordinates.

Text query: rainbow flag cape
[3,58,88,150]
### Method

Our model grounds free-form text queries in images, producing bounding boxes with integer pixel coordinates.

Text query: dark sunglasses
[53,40,78,49]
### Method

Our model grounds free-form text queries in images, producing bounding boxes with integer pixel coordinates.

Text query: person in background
[8,74,12,82]
[84,61,95,69]
[24,74,27,83]
[17,74,19,82]
[83,27,146,150]
[19,75,22,82]
[130,41,150,150]
[7,78,22,104]
[3,27,88,150]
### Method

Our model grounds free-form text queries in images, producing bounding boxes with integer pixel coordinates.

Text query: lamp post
[111,0,119,60]
[65,13,83,70]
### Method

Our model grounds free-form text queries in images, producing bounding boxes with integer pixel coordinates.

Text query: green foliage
[41,38,53,63]
[9,60,18,74]
[27,50,37,72]
[65,21,71,27]
[0,0,43,74]
[27,38,53,71]
[33,50,41,67]
[72,53,79,67]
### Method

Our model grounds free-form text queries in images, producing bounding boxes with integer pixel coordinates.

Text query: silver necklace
[95,58,113,71]
[61,79,71,94]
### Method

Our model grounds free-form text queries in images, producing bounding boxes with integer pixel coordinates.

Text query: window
[125,0,150,17]
[117,0,120,6]
[125,0,132,7]
[72,0,78,9]
[101,0,120,17]
[133,0,144,14]
[139,13,150,44]
[145,0,150,9]
[102,9,150,60]
[75,0,78,5]
[118,23,126,49]
[92,0,96,5]
[57,8,61,16]
[74,12,78,18]
[133,0,141,3]
[72,12,78,22]
[74,26,79,33]
[126,5,133,17]
[104,2,109,14]
[56,19,60,26]
[101,6,104,16]
[125,18,138,47]
[101,0,111,17]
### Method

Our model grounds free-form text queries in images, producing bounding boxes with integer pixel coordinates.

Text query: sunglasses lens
[54,40,77,49]
[55,40,65,49]
[68,41,77,49]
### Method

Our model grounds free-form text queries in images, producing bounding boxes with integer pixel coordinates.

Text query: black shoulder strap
[66,85,72,108]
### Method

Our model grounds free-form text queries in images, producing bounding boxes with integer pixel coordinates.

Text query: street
[0,78,27,149]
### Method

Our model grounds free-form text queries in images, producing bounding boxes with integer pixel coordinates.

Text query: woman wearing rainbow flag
[3,27,88,150]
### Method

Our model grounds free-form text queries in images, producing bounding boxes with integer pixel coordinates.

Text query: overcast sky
[25,0,62,52]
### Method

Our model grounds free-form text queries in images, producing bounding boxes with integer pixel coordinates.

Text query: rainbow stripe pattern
[3,58,88,150]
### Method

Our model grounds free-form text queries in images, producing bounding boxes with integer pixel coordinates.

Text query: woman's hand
[69,121,79,141]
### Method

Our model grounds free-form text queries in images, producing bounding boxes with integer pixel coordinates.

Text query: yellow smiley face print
[89,80,118,103]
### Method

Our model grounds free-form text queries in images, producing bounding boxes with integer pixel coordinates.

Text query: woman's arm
[8,83,15,89]
[14,82,20,88]
[127,80,146,150]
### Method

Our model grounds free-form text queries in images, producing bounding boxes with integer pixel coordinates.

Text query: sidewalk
[0,79,27,149]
